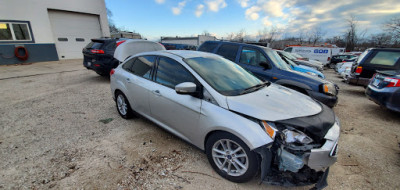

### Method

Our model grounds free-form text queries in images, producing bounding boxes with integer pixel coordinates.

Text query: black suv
[198,41,339,107]
[347,48,400,86]
[82,38,126,76]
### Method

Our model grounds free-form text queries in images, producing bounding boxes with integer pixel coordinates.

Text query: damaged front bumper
[255,122,340,189]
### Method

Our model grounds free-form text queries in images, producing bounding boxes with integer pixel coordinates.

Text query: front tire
[115,91,134,119]
[206,132,259,183]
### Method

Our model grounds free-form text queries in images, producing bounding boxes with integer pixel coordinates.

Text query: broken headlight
[282,129,313,144]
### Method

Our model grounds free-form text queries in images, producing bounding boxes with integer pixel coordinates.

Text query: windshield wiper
[239,81,270,95]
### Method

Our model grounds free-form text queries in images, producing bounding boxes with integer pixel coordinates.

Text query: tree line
[223,16,400,51]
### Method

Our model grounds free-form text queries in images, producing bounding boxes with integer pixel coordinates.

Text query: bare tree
[258,27,279,43]
[297,30,305,44]
[107,8,119,33]
[309,27,326,45]
[384,17,400,41]
[371,33,392,46]
[344,16,358,51]
[226,29,246,42]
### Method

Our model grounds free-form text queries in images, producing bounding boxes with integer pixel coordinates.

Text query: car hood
[226,84,322,121]
[296,60,322,68]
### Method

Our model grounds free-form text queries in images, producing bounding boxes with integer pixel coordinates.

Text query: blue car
[277,50,325,79]
[198,41,338,107]
[366,70,400,112]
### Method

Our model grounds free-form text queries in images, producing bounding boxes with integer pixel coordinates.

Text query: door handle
[152,90,161,96]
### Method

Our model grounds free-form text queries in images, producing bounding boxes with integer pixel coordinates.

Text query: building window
[0,21,34,43]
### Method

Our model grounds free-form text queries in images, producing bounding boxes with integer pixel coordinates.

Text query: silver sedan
[110,50,340,187]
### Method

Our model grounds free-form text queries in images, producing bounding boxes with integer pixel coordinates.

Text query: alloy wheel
[211,139,249,176]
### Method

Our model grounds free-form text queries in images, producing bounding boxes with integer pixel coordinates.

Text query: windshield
[184,56,265,96]
[281,54,298,67]
[264,48,291,71]
[279,51,298,60]
[291,53,300,58]
[356,49,371,65]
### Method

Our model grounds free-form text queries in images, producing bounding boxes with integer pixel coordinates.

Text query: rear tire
[329,63,335,69]
[115,91,134,119]
[206,132,259,183]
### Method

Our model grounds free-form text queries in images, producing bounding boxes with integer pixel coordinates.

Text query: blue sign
[314,49,328,54]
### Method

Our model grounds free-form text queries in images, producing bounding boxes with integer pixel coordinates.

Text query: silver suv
[110,50,340,188]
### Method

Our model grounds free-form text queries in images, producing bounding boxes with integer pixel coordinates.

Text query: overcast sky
[105,0,400,41]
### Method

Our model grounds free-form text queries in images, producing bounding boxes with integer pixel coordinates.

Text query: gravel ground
[0,60,399,189]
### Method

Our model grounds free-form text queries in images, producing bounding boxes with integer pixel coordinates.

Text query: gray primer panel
[0,44,59,65]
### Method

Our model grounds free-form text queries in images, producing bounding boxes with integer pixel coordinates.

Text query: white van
[284,46,344,65]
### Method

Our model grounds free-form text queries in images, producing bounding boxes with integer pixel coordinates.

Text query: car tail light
[110,69,115,76]
[384,77,400,87]
[91,49,105,54]
[94,64,100,67]
[116,40,126,47]
[327,57,331,61]
[355,66,362,75]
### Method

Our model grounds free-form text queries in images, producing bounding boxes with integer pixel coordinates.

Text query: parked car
[161,43,197,50]
[110,49,340,188]
[276,51,325,79]
[291,52,309,61]
[335,58,357,72]
[83,38,127,76]
[329,55,357,68]
[347,48,400,86]
[291,52,325,67]
[337,62,355,79]
[198,41,338,107]
[366,70,400,112]
[278,51,323,71]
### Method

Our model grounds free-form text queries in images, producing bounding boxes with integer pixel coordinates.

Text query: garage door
[48,10,102,59]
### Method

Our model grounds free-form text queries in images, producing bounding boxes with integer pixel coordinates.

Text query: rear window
[85,41,103,49]
[369,51,400,66]
[216,44,239,62]
[198,42,218,52]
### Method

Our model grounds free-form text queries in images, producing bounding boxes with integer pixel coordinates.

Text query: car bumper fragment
[308,90,338,108]
[346,74,370,86]
[255,122,340,189]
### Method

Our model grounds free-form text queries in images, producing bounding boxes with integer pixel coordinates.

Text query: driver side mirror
[259,61,271,70]
[175,82,197,95]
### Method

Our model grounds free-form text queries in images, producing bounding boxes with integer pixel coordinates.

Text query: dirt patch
[1,61,400,189]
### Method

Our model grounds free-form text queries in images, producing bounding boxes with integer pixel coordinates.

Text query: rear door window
[122,58,135,72]
[155,57,196,88]
[216,44,239,62]
[239,47,267,66]
[368,51,400,66]
[198,42,218,52]
[131,56,156,79]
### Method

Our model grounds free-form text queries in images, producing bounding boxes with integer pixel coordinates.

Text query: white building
[161,35,216,46]
[0,0,110,65]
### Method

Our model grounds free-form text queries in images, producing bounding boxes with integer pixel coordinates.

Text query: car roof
[135,50,220,59]
[203,40,271,50]
[370,48,400,51]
